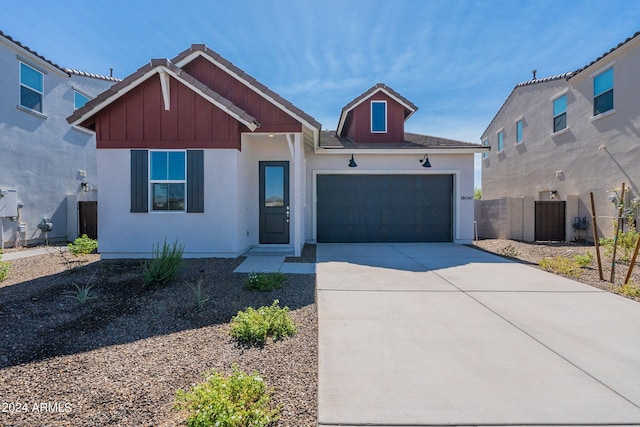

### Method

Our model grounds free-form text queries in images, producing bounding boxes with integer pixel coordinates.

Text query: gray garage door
[317,174,453,243]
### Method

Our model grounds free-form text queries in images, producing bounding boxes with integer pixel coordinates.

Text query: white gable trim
[336,87,417,135]
[69,64,258,131]
[174,50,318,132]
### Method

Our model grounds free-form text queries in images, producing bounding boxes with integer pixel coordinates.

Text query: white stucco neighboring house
[67,45,487,258]
[0,30,119,248]
[479,31,640,241]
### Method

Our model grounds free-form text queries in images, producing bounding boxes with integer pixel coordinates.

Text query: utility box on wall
[0,189,18,217]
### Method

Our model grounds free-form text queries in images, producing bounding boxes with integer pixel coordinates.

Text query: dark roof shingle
[320,130,479,150]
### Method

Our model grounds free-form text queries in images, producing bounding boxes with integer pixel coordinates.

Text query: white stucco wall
[305,151,476,243]
[482,37,640,239]
[0,36,115,247]
[98,149,243,258]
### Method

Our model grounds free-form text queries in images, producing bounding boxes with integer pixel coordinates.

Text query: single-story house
[68,44,487,258]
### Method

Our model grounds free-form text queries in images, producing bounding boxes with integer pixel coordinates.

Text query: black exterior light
[348,154,358,167]
[420,154,431,168]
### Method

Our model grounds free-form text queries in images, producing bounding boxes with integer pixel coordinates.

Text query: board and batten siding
[345,92,406,143]
[95,77,245,149]
[183,56,303,134]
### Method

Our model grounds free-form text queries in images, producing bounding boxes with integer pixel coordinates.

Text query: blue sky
[2,0,639,187]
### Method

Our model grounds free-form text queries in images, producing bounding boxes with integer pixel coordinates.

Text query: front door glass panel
[264,166,284,207]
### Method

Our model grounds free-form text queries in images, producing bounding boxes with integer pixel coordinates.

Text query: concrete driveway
[317,243,640,426]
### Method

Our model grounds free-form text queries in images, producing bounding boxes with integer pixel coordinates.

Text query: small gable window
[497,130,504,152]
[553,95,567,133]
[19,62,43,113]
[593,67,614,116]
[371,100,387,133]
[482,139,489,159]
[74,90,90,110]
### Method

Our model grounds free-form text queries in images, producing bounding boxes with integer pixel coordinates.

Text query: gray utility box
[0,189,18,217]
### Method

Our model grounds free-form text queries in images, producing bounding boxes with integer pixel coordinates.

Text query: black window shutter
[130,150,148,213]
[187,150,204,213]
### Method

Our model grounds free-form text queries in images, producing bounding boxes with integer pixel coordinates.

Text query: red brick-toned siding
[95,76,246,149]
[183,56,302,133]
[345,92,405,143]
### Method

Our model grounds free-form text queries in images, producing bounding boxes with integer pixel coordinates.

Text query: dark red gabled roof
[336,83,418,136]
[172,44,322,130]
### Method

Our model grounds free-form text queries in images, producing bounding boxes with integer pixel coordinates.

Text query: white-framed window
[19,62,43,113]
[74,89,90,110]
[482,139,489,159]
[516,119,523,143]
[497,130,504,152]
[552,95,567,132]
[593,67,614,116]
[150,150,186,211]
[371,100,387,133]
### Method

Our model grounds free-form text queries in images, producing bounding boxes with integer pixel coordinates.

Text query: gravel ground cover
[473,239,640,301]
[0,245,317,426]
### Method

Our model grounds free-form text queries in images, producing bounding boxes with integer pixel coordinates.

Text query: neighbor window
[553,95,567,132]
[516,119,523,143]
[497,130,504,152]
[74,90,90,110]
[150,151,186,211]
[371,100,387,133]
[19,62,43,113]
[482,139,489,158]
[593,67,614,116]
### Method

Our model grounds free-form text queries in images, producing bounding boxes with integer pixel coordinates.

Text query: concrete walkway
[1,245,63,261]
[233,248,315,274]
[317,243,640,426]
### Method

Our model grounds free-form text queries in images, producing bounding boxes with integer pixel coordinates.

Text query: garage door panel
[317,174,452,243]
[350,208,383,224]
[317,208,351,225]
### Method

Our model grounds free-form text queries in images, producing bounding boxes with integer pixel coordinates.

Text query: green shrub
[141,239,184,287]
[68,234,98,256]
[245,272,285,292]
[497,244,519,258]
[63,270,97,304]
[614,282,640,298]
[0,249,9,282]
[186,278,208,311]
[175,364,280,427]
[573,251,593,268]
[539,256,582,278]
[599,227,639,264]
[230,300,297,344]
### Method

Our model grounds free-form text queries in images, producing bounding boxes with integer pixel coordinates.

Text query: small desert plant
[539,256,582,278]
[230,300,297,344]
[245,272,285,292]
[573,251,593,268]
[175,364,280,427]
[68,234,98,256]
[186,278,208,311]
[0,249,9,282]
[615,282,640,298]
[141,239,184,287]
[64,270,97,304]
[497,244,519,258]
[599,228,639,264]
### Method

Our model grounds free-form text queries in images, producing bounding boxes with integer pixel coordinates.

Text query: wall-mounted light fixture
[549,190,558,199]
[419,154,431,168]
[81,182,90,192]
[348,154,358,168]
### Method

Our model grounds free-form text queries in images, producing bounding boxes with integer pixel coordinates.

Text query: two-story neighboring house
[68,45,487,258]
[479,31,640,241]
[0,30,118,248]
